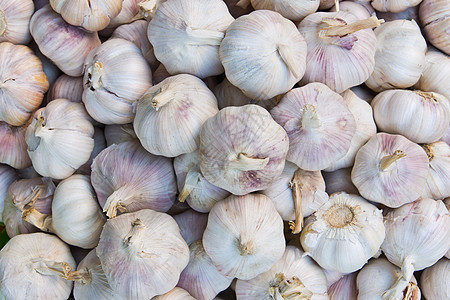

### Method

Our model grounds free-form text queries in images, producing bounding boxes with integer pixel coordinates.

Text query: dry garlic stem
[268,273,313,299]
[288,169,304,234]
[379,150,406,171]
[320,15,384,38]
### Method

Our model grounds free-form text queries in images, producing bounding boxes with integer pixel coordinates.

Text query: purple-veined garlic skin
[327,272,357,300]
[323,268,344,288]
[371,90,450,144]
[101,0,141,35]
[77,127,106,175]
[174,151,230,213]
[249,0,320,22]
[415,48,450,100]
[300,192,385,273]
[0,0,34,45]
[91,141,177,218]
[82,38,152,125]
[220,10,307,100]
[356,258,420,300]
[376,5,420,23]
[96,209,190,299]
[0,120,32,170]
[47,75,83,103]
[154,287,196,300]
[148,0,234,79]
[298,11,379,94]
[329,1,373,20]
[134,74,219,158]
[271,82,356,171]
[0,164,18,222]
[324,89,377,171]
[177,240,233,300]
[351,133,429,208]
[0,232,75,299]
[30,5,101,77]
[236,245,329,299]
[103,123,137,147]
[0,42,49,127]
[421,142,450,199]
[371,0,422,13]
[173,209,208,246]
[365,20,427,92]
[419,0,450,55]
[322,167,360,196]
[202,193,286,280]
[420,258,450,300]
[381,198,450,299]
[200,104,289,195]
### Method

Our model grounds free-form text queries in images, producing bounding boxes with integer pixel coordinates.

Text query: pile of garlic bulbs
[0,0,449,299]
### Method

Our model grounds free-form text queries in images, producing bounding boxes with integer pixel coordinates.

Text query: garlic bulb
[50,0,123,31]
[0,42,49,126]
[324,89,376,171]
[30,5,101,77]
[0,120,32,169]
[101,0,141,35]
[381,198,450,299]
[29,40,62,88]
[178,240,233,300]
[148,0,234,78]
[415,48,450,100]
[199,104,289,195]
[202,193,285,280]
[48,74,83,103]
[134,74,219,157]
[173,209,208,245]
[25,99,95,180]
[421,142,450,199]
[220,9,307,100]
[77,127,106,175]
[91,141,177,218]
[104,123,137,146]
[236,245,329,299]
[174,150,230,213]
[0,0,34,44]
[300,192,385,273]
[323,168,360,195]
[319,0,342,9]
[371,90,449,144]
[0,164,17,222]
[371,0,422,13]
[327,272,357,300]
[329,1,373,20]
[351,133,429,208]
[83,38,152,125]
[0,232,75,299]
[365,20,427,92]
[249,0,320,21]
[137,0,167,20]
[96,209,190,299]
[154,287,196,300]
[356,258,420,300]
[419,0,449,55]
[271,82,356,171]
[298,12,381,93]
[420,258,450,300]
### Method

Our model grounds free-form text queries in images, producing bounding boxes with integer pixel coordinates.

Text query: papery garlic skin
[300,192,385,273]
[421,142,450,199]
[83,38,152,125]
[173,209,208,246]
[365,20,427,92]
[0,121,32,169]
[153,287,196,300]
[25,99,95,180]
[327,272,357,300]
[0,0,34,44]
[96,209,190,299]
[250,0,320,21]
[0,42,49,126]
[101,0,141,35]
[30,5,101,77]
[48,75,83,103]
[76,127,106,175]
[371,0,422,13]
[415,48,450,100]
[236,245,329,299]
[148,0,234,78]
[0,232,75,299]
[329,1,373,20]
[134,74,219,157]
[0,164,17,222]
[419,0,450,55]
[200,104,289,195]
[351,133,429,208]
[220,10,307,100]
[420,258,450,300]
[50,0,123,31]
[203,193,285,280]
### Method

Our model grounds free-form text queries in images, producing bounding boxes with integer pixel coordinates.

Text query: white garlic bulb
[327,272,357,300]
[173,209,208,246]
[371,90,450,144]
[271,82,356,171]
[0,232,75,299]
[91,141,177,218]
[365,20,427,92]
[0,0,33,44]
[76,126,106,175]
[236,245,329,299]
[101,0,141,35]
[249,0,320,21]
[29,40,62,88]
[134,74,219,157]
[199,104,289,195]
[351,133,429,208]
[104,123,137,146]
[298,12,381,93]
[0,120,32,169]
[220,10,307,100]
[415,48,450,100]
[323,168,360,196]
[48,74,83,103]
[203,193,286,280]
[153,287,196,300]
[0,164,17,222]
[420,258,450,300]
[96,209,190,299]
[356,258,420,300]
[83,38,152,125]
[300,192,385,273]
[148,0,234,78]
[421,142,450,200]
[25,99,95,180]
[381,198,450,299]
[329,1,373,20]
[419,0,449,55]
[371,0,422,13]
